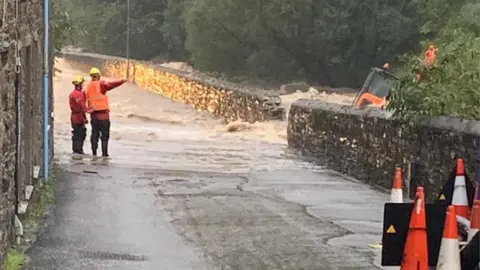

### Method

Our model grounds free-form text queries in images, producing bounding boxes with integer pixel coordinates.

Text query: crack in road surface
[24,60,389,269]
[155,176,379,270]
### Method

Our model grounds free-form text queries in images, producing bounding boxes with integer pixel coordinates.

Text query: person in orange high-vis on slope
[382,63,390,72]
[85,67,127,157]
[423,45,438,67]
[416,45,438,81]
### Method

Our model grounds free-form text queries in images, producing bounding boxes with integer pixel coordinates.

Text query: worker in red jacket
[69,76,89,154]
[85,67,127,157]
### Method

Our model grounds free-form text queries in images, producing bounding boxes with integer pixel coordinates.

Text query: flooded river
[27,58,390,270]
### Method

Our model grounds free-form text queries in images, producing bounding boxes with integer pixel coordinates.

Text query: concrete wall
[0,0,48,261]
[287,99,479,201]
[61,51,285,123]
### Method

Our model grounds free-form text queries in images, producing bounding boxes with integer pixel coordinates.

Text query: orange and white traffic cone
[368,167,404,249]
[390,167,403,203]
[400,187,428,270]
[436,205,461,270]
[470,160,480,242]
[452,157,470,219]
[468,200,480,242]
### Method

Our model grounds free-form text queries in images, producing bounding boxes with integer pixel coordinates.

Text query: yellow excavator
[352,63,399,109]
[353,45,438,110]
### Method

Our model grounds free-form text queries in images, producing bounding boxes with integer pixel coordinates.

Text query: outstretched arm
[100,79,127,94]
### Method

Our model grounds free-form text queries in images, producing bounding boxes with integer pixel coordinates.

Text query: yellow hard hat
[72,75,84,85]
[89,67,101,76]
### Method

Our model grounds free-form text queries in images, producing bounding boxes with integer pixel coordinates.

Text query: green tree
[161,0,189,61]
[52,1,77,56]
[183,0,421,86]
[62,0,169,60]
[388,0,480,121]
[58,0,115,54]
[60,0,429,88]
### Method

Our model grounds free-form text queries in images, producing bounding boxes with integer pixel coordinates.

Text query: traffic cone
[470,154,480,242]
[452,158,470,219]
[436,205,461,270]
[368,167,404,249]
[400,187,428,270]
[468,200,480,242]
[390,167,403,203]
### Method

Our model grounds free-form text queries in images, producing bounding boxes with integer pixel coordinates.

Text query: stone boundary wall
[0,0,49,263]
[287,99,479,201]
[61,51,284,123]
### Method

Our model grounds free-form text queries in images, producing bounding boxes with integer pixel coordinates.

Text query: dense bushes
[388,0,480,120]
[59,0,421,87]
[55,0,480,119]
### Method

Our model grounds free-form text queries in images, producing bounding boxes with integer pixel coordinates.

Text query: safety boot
[101,140,109,157]
[72,141,84,154]
[91,141,98,156]
[78,140,85,154]
[72,140,76,153]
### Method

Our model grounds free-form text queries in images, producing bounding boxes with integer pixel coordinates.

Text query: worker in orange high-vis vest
[423,45,438,67]
[85,67,127,157]
[382,63,390,71]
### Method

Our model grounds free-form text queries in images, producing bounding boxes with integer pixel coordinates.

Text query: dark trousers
[90,117,110,156]
[71,124,86,154]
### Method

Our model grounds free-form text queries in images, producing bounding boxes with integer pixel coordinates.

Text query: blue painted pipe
[43,0,50,181]
[15,72,20,214]
[477,136,480,200]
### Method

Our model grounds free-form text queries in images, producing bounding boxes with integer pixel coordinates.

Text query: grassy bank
[3,249,26,270]
[24,174,57,231]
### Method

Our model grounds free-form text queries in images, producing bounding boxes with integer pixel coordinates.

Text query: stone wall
[61,51,285,123]
[287,99,479,201]
[0,0,48,262]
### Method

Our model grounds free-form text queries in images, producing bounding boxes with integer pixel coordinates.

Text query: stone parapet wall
[287,99,479,201]
[0,0,48,262]
[62,52,479,202]
[61,52,285,123]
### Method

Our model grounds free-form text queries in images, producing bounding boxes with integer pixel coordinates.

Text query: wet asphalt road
[24,60,390,269]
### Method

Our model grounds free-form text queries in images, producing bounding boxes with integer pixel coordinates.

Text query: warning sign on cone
[386,225,396,234]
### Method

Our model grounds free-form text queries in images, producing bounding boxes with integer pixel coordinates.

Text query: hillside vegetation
[388,0,480,121]
[53,0,480,119]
